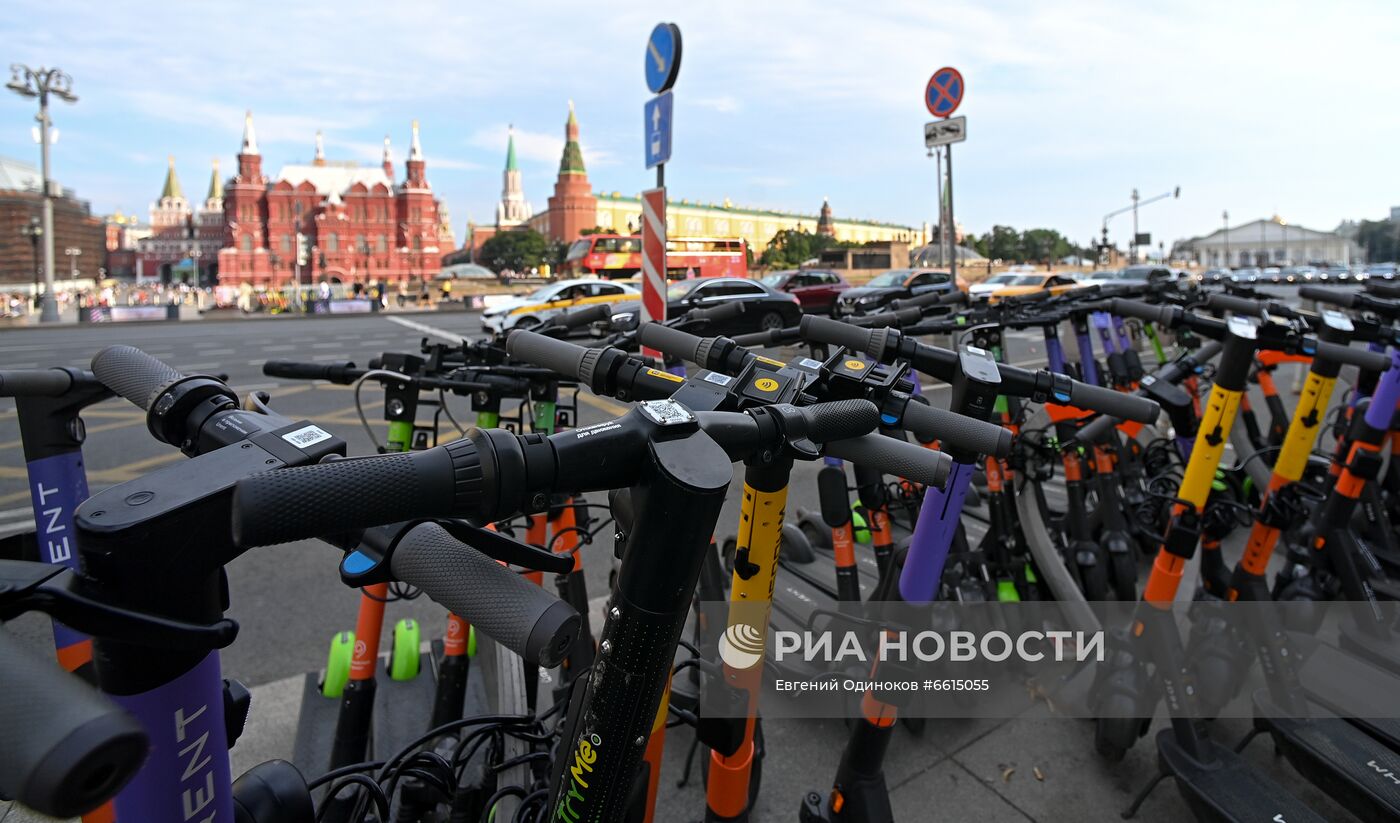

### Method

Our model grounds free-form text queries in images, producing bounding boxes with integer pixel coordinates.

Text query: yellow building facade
[589,193,927,254]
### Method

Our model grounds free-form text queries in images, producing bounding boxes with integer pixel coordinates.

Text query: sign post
[925,67,964,279]
[641,22,682,359]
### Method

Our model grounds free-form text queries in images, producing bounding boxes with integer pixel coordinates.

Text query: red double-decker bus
[562,234,749,280]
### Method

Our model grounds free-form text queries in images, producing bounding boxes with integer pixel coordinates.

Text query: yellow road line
[87,452,184,483]
[576,391,630,418]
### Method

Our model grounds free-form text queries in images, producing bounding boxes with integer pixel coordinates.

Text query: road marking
[263,345,296,352]
[0,416,147,452]
[576,391,629,418]
[385,316,466,343]
[203,348,237,356]
[87,452,184,483]
[0,507,34,520]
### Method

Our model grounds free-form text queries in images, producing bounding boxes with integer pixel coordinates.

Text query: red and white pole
[640,186,667,359]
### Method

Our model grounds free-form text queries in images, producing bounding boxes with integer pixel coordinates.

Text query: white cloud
[693,96,741,114]
[4,0,1398,245]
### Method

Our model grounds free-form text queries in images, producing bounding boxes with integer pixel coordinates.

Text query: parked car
[969,271,1029,297]
[759,269,850,314]
[605,277,802,335]
[832,268,957,317]
[985,272,1082,301]
[1231,267,1263,283]
[481,278,638,334]
[1075,269,1122,288]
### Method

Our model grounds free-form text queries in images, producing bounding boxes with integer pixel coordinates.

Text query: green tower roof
[559,102,585,175]
[206,159,223,201]
[505,129,518,172]
[161,155,183,201]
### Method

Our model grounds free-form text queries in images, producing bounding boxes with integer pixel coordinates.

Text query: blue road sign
[645,23,682,94]
[925,67,964,118]
[644,92,673,169]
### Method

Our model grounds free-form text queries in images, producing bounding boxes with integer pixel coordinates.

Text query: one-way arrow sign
[644,91,674,169]
[924,115,967,148]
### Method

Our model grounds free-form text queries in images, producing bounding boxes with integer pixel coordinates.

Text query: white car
[480,279,638,334]
[968,272,1025,297]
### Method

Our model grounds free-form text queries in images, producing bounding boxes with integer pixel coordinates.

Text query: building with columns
[216,112,450,286]
[1182,216,1361,268]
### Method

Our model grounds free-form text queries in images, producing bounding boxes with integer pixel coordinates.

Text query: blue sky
[3,0,1398,251]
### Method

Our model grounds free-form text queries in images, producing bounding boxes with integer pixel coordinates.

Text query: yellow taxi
[984,273,1083,302]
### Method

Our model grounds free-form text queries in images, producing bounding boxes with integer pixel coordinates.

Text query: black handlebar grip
[1068,382,1161,424]
[1074,411,1120,445]
[262,360,358,383]
[900,400,1012,458]
[1313,340,1391,372]
[889,289,967,311]
[1205,292,1266,317]
[852,307,922,329]
[1366,280,1400,298]
[1297,285,1355,308]
[232,440,483,548]
[0,628,148,818]
[558,303,614,330]
[1108,298,1176,327]
[798,315,891,361]
[731,327,798,347]
[0,368,74,398]
[389,522,580,668]
[686,300,748,323]
[823,433,952,489]
[796,399,880,444]
[637,322,706,363]
[505,331,596,382]
[90,345,186,410]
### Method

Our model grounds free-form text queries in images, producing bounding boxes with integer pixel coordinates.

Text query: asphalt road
[0,309,1360,822]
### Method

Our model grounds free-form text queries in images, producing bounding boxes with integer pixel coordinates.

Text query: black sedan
[604,277,803,335]
[832,268,957,317]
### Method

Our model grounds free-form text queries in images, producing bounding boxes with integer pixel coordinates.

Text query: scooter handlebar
[823,432,952,489]
[0,628,148,818]
[389,521,581,668]
[262,360,360,384]
[900,400,1011,458]
[90,345,187,411]
[0,368,75,397]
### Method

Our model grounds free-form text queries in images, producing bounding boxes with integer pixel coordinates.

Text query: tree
[1356,220,1399,263]
[982,225,1021,261]
[480,229,551,272]
[759,229,849,268]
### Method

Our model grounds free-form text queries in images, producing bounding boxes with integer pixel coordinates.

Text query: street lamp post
[19,216,42,311]
[1103,186,1179,265]
[1222,210,1230,268]
[7,64,77,323]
